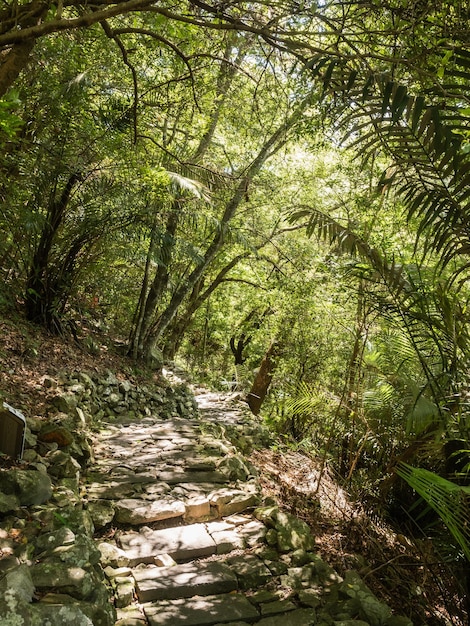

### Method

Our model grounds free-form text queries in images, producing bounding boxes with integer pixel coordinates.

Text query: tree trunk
[144,97,310,360]
[128,43,244,360]
[246,339,282,416]
[128,206,180,358]
[25,172,82,328]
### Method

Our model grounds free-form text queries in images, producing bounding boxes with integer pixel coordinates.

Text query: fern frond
[396,463,470,561]
[166,171,212,202]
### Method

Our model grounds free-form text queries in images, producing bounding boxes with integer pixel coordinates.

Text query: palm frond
[288,205,409,297]
[313,50,470,274]
[396,462,470,561]
[166,171,212,202]
[284,380,321,416]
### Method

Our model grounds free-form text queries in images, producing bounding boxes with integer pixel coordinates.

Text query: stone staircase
[88,390,412,626]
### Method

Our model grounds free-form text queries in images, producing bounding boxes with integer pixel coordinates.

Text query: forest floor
[0,309,465,625]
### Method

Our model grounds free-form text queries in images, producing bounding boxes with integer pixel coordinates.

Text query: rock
[290,549,314,567]
[47,449,81,479]
[227,554,272,589]
[339,571,392,626]
[36,526,76,553]
[114,497,186,525]
[133,561,238,602]
[118,524,217,565]
[39,422,75,447]
[43,533,101,568]
[281,565,317,589]
[255,506,315,552]
[31,559,96,599]
[107,392,122,407]
[77,372,96,389]
[256,609,316,625]
[0,562,35,602]
[334,619,370,626]
[0,591,32,625]
[52,393,78,413]
[0,469,52,505]
[52,505,94,535]
[22,448,40,463]
[43,375,58,389]
[184,495,211,521]
[119,380,133,394]
[0,491,19,513]
[298,589,322,608]
[98,541,131,568]
[217,455,252,481]
[88,499,116,528]
[24,426,38,448]
[385,618,414,626]
[209,488,259,516]
[115,578,136,608]
[32,602,95,625]
[260,599,297,616]
[143,593,260,626]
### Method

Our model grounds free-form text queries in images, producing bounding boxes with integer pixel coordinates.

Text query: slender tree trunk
[128,42,245,360]
[25,172,82,327]
[129,225,158,359]
[340,279,369,478]
[129,206,180,358]
[144,98,310,360]
[246,339,282,415]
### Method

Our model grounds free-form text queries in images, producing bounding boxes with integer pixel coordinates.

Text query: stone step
[118,524,217,565]
[133,561,238,602]
[143,592,260,626]
[157,470,230,484]
[114,497,186,525]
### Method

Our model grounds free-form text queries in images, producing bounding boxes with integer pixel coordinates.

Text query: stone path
[87,390,411,626]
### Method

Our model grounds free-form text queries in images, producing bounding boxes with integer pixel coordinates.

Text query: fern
[396,462,470,561]
[310,49,470,278]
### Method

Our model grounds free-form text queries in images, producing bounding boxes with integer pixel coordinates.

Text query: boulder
[217,455,253,481]
[31,559,97,599]
[0,491,19,513]
[255,506,315,552]
[51,393,78,414]
[47,449,81,479]
[32,603,95,625]
[339,571,392,626]
[39,422,75,447]
[0,469,52,505]
[88,500,116,528]
[36,527,76,553]
[0,562,35,602]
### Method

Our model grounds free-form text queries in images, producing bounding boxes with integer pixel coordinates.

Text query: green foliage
[396,462,470,561]
[0,90,22,138]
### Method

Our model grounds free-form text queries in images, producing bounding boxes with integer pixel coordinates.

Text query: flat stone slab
[144,593,259,626]
[209,489,259,516]
[115,498,186,525]
[157,471,229,485]
[260,599,297,616]
[256,609,316,625]
[119,524,217,565]
[133,561,238,602]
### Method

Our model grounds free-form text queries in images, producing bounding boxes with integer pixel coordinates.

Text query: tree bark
[128,205,180,358]
[0,40,37,97]
[246,339,282,415]
[143,96,310,360]
[25,172,82,327]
